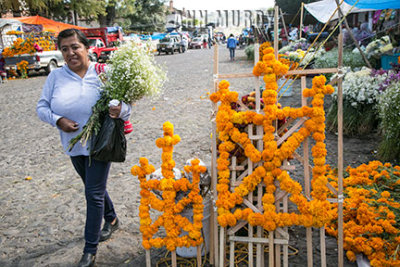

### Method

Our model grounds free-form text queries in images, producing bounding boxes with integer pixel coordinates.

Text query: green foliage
[125,0,167,32]
[245,45,255,61]
[314,48,365,70]
[326,101,378,136]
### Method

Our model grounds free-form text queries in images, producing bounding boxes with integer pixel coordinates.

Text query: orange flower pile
[2,32,56,58]
[210,47,335,231]
[16,60,29,78]
[326,161,400,266]
[131,121,206,251]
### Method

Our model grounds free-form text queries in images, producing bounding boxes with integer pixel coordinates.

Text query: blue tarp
[344,0,400,10]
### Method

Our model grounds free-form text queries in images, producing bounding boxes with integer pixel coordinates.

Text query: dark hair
[229,34,234,37]
[57,28,89,49]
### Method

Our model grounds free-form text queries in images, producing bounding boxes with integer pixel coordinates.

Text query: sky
[171,0,275,10]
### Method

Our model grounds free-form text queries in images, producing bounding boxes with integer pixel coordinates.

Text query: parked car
[157,37,182,55]
[189,37,203,49]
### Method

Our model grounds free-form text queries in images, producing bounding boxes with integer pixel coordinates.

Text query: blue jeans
[71,156,116,255]
[229,48,235,60]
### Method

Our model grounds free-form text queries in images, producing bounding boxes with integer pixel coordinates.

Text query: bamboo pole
[337,32,344,267]
[274,5,279,59]
[212,42,219,267]
[146,250,151,267]
[334,0,372,68]
[300,2,304,39]
[248,126,254,267]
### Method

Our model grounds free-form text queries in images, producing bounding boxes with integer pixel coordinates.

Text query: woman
[37,29,131,267]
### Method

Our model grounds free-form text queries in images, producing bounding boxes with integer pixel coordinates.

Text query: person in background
[36,28,131,267]
[227,34,238,61]
[203,38,207,49]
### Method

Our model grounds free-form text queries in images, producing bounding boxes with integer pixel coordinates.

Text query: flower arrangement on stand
[131,121,206,251]
[210,47,335,231]
[326,161,400,266]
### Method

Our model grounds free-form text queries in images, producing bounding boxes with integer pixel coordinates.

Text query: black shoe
[77,253,96,267]
[99,218,119,242]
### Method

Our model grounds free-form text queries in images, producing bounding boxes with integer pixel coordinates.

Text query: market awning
[344,0,400,10]
[9,15,86,33]
[304,0,372,23]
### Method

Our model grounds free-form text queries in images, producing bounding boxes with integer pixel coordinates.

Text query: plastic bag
[90,115,126,162]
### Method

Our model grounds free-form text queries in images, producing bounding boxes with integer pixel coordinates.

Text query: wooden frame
[210,5,344,267]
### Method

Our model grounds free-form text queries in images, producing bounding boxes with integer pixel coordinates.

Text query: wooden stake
[300,2,304,39]
[219,227,225,267]
[146,250,151,267]
[269,231,274,267]
[337,32,344,267]
[197,246,202,267]
[301,76,313,267]
[172,251,177,267]
[230,241,235,267]
[280,8,289,42]
[321,227,327,267]
[274,5,279,59]
[212,42,219,267]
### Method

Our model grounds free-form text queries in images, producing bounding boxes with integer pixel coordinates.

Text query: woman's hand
[56,117,79,132]
[109,103,121,119]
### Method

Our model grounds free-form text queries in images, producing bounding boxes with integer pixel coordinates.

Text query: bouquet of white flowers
[365,35,393,59]
[69,42,167,148]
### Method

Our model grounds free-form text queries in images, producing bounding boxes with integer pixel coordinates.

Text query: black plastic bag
[90,115,126,162]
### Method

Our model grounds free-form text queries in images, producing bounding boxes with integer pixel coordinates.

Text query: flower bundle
[278,38,310,54]
[16,60,28,79]
[365,36,393,59]
[326,161,400,266]
[69,42,166,148]
[210,47,335,230]
[377,80,400,161]
[131,122,206,251]
[326,67,388,136]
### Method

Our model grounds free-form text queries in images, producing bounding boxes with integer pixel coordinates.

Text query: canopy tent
[344,0,400,10]
[304,0,372,23]
[9,15,86,33]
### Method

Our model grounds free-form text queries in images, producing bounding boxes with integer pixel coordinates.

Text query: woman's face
[59,34,89,72]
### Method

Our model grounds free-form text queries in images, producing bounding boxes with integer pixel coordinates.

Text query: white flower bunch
[377,81,400,139]
[332,67,387,107]
[102,41,167,103]
[365,35,392,58]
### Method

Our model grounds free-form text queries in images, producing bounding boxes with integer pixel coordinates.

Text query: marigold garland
[210,47,335,231]
[131,121,206,251]
[326,161,400,267]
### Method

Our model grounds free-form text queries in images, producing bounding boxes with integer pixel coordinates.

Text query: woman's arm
[36,72,63,127]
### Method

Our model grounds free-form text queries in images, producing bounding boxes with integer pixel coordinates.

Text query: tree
[125,0,167,32]
[0,0,62,16]
[276,0,318,16]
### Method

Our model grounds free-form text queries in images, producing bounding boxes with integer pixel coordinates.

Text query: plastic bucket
[176,196,212,258]
[277,78,293,97]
